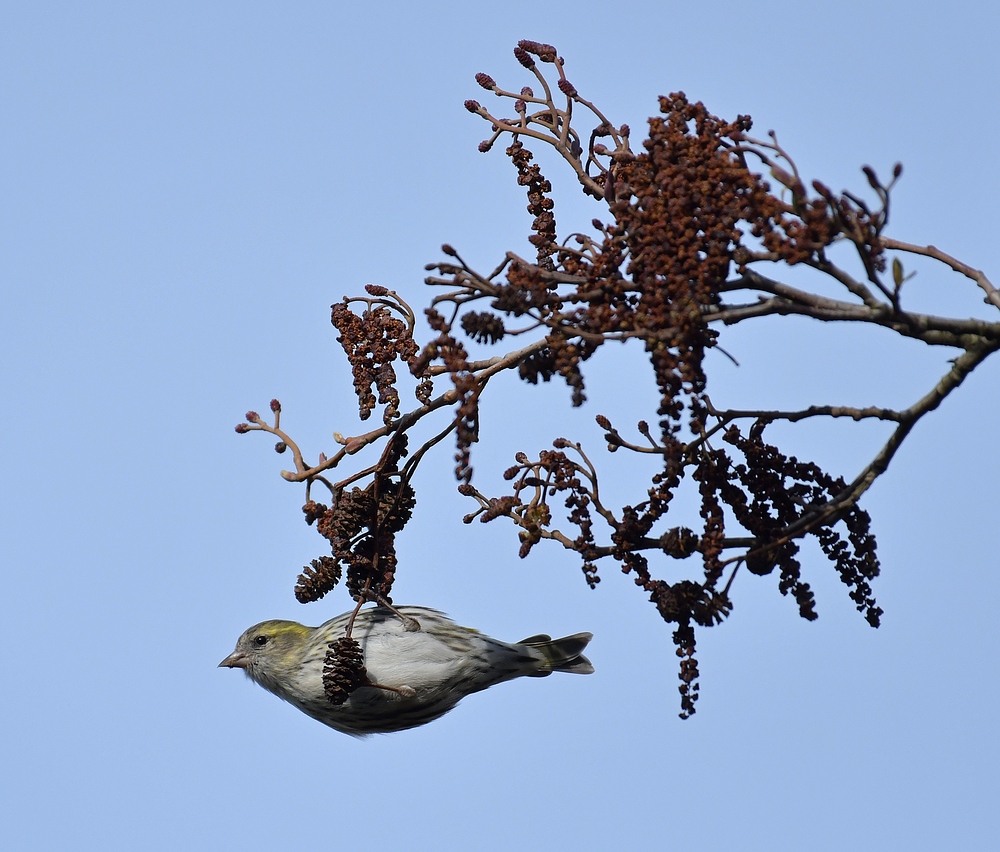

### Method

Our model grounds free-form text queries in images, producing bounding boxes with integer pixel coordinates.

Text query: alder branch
[880,237,1000,312]
[237,40,997,719]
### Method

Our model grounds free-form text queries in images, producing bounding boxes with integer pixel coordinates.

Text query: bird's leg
[367,682,417,698]
[363,589,422,632]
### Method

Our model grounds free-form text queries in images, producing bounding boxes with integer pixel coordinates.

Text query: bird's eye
[253,635,269,647]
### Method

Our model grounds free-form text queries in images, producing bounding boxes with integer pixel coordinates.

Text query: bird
[219,605,594,735]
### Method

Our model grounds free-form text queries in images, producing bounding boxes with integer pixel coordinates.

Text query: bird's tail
[519,632,595,676]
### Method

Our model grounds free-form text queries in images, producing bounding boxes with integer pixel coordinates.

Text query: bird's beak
[219,651,249,669]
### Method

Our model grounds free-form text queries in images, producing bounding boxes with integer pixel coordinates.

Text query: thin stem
[881,237,1000,311]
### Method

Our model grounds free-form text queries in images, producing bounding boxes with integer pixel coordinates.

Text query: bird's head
[219,620,313,696]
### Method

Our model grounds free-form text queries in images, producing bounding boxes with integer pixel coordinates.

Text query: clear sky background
[2,2,998,850]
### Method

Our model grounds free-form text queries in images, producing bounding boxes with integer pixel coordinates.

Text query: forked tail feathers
[520,632,594,676]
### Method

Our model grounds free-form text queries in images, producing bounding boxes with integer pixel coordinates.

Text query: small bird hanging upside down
[220,605,594,735]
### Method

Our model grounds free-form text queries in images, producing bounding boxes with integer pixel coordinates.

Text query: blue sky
[2,2,998,849]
